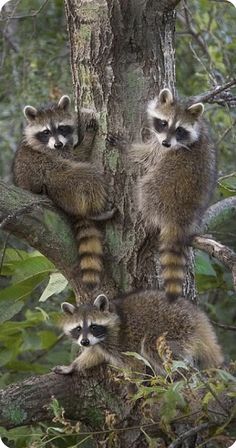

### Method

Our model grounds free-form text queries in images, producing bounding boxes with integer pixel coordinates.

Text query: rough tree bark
[1,1,236,447]
[64,0,188,297]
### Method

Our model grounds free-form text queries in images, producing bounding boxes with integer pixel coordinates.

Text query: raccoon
[12,95,107,289]
[53,290,223,375]
[110,89,217,301]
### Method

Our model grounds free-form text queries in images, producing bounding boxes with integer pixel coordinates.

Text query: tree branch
[168,422,215,448]
[0,366,235,442]
[0,180,83,298]
[203,197,236,230]
[193,235,236,290]
[190,79,236,106]
[0,0,49,21]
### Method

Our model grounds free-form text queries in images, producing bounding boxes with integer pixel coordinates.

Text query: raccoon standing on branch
[53,290,223,376]
[12,95,109,290]
[109,88,217,301]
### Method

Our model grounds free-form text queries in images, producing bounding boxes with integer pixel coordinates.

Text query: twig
[216,120,236,145]
[193,235,236,290]
[190,79,236,105]
[168,422,214,448]
[0,0,49,21]
[178,2,211,61]
[211,320,236,331]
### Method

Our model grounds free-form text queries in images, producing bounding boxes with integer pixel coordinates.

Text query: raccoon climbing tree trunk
[64,0,195,300]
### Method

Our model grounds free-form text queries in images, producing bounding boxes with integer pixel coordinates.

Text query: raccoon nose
[80,338,90,347]
[54,141,63,149]
[162,140,171,148]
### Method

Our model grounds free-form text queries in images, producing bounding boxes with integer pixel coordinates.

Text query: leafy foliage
[0,248,71,386]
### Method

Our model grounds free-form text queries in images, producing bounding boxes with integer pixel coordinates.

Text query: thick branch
[193,235,236,290]
[0,367,234,439]
[0,180,83,297]
[203,197,236,230]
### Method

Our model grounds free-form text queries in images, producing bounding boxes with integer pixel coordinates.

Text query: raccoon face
[61,295,118,348]
[23,95,78,152]
[147,88,204,150]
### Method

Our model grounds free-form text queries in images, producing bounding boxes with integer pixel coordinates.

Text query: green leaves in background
[39,272,68,302]
[0,247,70,379]
[218,173,236,198]
[195,250,234,292]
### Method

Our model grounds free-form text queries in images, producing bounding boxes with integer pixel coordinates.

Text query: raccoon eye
[70,326,81,339]
[176,126,189,140]
[153,118,168,133]
[58,125,73,136]
[42,129,50,136]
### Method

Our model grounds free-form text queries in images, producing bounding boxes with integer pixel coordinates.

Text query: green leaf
[218,173,236,197]
[39,272,68,302]
[216,369,236,383]
[171,360,189,372]
[195,251,217,277]
[0,274,47,302]
[123,351,155,373]
[0,298,24,324]
[38,330,58,349]
[12,255,55,283]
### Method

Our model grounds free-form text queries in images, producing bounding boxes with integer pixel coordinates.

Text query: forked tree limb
[190,79,236,106]
[193,235,236,290]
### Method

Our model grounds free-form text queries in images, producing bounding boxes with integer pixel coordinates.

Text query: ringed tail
[75,219,103,289]
[159,226,187,301]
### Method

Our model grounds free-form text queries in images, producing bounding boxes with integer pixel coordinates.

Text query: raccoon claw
[52,365,74,375]
[106,132,128,150]
[86,117,98,133]
[89,207,117,221]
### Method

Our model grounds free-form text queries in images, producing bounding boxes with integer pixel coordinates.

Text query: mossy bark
[64,0,192,298]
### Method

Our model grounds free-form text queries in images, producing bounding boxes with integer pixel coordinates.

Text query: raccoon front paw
[86,116,98,133]
[80,108,99,134]
[89,207,117,222]
[106,132,128,150]
[52,364,75,375]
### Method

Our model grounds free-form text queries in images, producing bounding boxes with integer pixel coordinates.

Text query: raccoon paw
[52,364,74,375]
[106,132,128,150]
[88,207,117,222]
[86,116,98,133]
[81,108,98,131]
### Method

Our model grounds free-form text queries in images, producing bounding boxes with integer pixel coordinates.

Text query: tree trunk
[64,0,190,298]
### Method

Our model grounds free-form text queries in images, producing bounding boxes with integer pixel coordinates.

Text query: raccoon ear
[58,95,71,111]
[159,88,173,105]
[187,103,204,118]
[61,302,76,315]
[23,105,38,122]
[147,98,158,116]
[94,294,109,312]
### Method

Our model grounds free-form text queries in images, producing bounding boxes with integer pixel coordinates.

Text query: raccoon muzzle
[75,219,103,289]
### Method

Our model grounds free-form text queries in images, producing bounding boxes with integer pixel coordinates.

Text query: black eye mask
[90,324,107,338]
[175,126,190,141]
[153,118,168,133]
[70,326,81,339]
[58,125,74,136]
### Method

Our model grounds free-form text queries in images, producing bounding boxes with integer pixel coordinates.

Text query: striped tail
[75,219,103,289]
[159,226,187,301]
